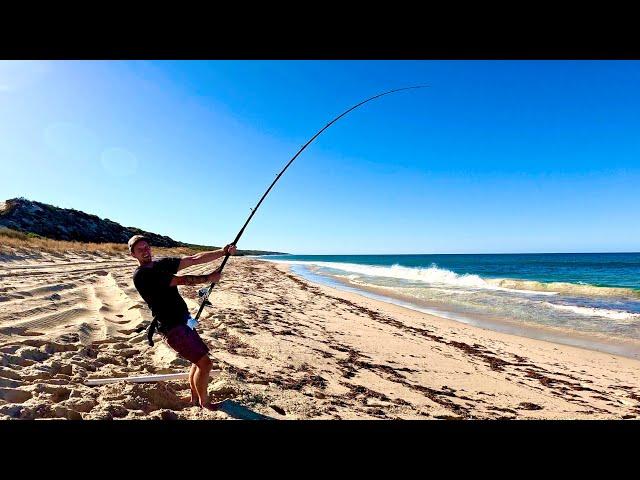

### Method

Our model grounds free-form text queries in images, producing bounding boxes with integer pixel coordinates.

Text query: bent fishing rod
[193,85,428,322]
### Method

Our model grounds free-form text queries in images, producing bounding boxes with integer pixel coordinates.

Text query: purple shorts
[163,324,210,364]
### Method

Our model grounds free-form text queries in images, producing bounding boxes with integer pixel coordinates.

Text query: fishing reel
[198,287,213,307]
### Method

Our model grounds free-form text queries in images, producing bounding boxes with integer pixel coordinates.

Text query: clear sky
[1,60,639,254]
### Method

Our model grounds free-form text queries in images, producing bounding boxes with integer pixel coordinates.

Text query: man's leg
[194,354,213,408]
[188,363,198,403]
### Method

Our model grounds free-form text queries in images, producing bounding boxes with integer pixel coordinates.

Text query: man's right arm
[169,271,222,287]
[177,244,236,271]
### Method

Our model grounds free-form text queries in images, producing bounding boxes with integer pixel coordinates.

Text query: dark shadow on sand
[216,400,275,420]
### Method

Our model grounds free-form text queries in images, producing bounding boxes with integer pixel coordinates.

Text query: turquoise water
[262,253,640,290]
[258,253,640,357]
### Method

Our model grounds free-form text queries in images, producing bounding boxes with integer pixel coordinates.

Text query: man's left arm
[178,244,237,271]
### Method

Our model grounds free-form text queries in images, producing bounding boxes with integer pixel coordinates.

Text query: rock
[0,197,189,247]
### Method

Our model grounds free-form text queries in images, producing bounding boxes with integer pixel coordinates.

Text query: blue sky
[1,60,639,254]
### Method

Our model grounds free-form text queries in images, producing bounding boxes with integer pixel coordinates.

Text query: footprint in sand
[0,388,33,403]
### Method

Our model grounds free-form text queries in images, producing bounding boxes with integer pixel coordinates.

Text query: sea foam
[271,260,554,294]
[544,302,640,321]
[486,278,639,298]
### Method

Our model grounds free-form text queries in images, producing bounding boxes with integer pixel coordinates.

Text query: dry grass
[0,227,202,256]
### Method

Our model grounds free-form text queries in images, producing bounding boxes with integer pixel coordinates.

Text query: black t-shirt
[133,257,189,334]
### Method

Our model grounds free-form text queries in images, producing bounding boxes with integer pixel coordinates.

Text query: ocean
[257,253,640,359]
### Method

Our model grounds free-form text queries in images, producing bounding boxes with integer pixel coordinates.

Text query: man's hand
[223,244,237,256]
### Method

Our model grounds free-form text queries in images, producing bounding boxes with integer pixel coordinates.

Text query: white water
[269,260,557,295]
[544,302,640,321]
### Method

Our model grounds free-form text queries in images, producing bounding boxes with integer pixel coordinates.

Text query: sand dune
[1,247,640,420]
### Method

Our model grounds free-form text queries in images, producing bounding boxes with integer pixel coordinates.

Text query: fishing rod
[193,85,429,322]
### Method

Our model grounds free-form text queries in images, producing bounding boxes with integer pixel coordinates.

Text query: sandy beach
[1,248,639,420]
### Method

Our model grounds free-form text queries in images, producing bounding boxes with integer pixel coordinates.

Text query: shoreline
[266,260,640,361]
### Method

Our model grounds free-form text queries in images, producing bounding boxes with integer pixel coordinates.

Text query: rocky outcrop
[0,198,191,248]
[0,198,285,255]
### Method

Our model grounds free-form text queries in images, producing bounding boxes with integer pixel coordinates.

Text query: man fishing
[128,234,237,409]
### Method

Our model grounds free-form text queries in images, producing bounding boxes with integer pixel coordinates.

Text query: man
[128,234,237,409]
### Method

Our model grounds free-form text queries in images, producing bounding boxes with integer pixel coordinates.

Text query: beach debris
[518,402,543,410]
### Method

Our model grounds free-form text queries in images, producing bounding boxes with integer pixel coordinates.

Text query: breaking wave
[272,261,553,294]
[275,261,489,286]
[544,303,640,321]
[270,259,640,299]
[486,278,640,299]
